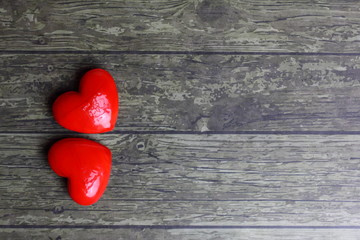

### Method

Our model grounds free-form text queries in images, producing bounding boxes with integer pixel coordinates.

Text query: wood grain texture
[2,1,360,239]
[2,134,360,228]
[2,53,360,132]
[1,0,360,52]
[2,228,360,240]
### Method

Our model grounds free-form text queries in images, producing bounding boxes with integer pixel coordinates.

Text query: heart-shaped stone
[52,69,119,133]
[48,138,112,205]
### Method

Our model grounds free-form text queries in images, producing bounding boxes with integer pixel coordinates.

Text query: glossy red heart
[53,69,119,133]
[48,138,112,205]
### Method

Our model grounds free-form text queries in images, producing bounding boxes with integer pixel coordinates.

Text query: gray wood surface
[4,133,360,205]
[2,0,360,239]
[1,0,360,52]
[2,54,360,132]
[2,134,360,239]
[3,228,360,240]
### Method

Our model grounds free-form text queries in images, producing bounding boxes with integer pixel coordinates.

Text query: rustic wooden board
[2,1,360,239]
[1,0,360,52]
[2,228,360,240]
[2,53,360,133]
[2,133,360,229]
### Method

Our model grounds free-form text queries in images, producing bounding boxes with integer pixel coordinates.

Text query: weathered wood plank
[2,134,360,227]
[2,54,360,132]
[1,0,360,52]
[2,228,360,240]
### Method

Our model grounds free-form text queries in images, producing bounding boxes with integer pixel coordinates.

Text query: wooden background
[2,0,360,239]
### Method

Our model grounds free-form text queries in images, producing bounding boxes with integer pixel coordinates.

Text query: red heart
[52,69,119,133]
[48,138,112,205]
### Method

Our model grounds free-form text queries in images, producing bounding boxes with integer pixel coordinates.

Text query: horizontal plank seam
[2,50,360,56]
[1,225,360,229]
